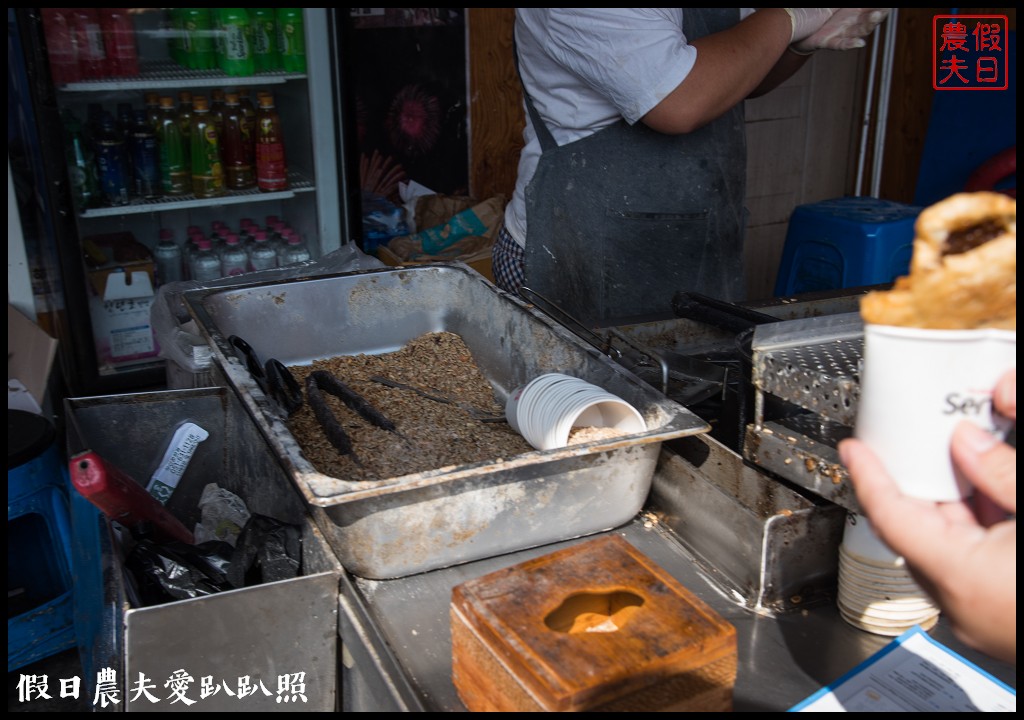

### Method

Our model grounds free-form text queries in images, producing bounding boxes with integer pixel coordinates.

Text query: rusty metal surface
[744,420,860,514]
[650,437,845,613]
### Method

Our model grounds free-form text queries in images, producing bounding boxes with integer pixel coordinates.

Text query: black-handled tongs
[228,335,303,416]
[305,370,404,466]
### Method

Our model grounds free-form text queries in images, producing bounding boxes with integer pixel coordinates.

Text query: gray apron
[522,8,747,326]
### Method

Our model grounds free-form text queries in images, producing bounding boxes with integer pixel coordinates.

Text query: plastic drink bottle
[144,92,161,129]
[71,9,107,79]
[276,8,306,73]
[190,95,224,198]
[176,91,193,173]
[255,93,288,192]
[182,8,215,70]
[209,88,227,139]
[216,8,255,77]
[279,233,312,266]
[156,96,189,196]
[190,238,222,282]
[220,234,248,277]
[154,229,184,285]
[248,230,278,271]
[62,110,100,212]
[95,113,130,206]
[167,8,185,66]
[250,8,280,72]
[99,8,140,77]
[129,109,161,199]
[222,92,256,189]
[41,9,81,86]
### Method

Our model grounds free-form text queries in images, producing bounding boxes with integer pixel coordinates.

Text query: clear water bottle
[153,228,184,285]
[220,233,248,277]
[191,238,222,282]
[248,230,277,271]
[279,233,311,267]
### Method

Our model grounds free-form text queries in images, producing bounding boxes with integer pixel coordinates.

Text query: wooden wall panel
[467,8,524,201]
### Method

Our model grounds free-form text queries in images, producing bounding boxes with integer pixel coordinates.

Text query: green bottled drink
[190,95,225,198]
[156,96,189,196]
[62,109,100,212]
[250,7,280,72]
[182,8,215,70]
[216,8,255,77]
[176,90,193,174]
[276,8,306,73]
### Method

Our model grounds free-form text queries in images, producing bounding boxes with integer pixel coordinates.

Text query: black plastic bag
[226,514,302,589]
[125,538,235,606]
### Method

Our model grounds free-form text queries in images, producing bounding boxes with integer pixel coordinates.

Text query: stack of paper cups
[505,373,646,451]
[837,513,940,636]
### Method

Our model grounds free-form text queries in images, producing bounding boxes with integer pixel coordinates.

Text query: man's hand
[793,8,892,53]
[784,8,836,44]
[838,369,1016,665]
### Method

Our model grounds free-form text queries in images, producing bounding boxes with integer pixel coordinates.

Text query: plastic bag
[125,538,235,606]
[226,515,302,588]
[152,241,386,387]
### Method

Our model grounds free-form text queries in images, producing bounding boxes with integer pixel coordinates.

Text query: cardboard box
[377,244,494,283]
[8,305,59,413]
[88,269,160,370]
[83,232,155,297]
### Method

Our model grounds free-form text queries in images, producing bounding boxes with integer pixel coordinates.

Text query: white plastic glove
[783,8,837,44]
[793,8,892,53]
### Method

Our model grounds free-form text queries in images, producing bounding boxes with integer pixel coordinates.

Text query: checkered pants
[492,224,525,295]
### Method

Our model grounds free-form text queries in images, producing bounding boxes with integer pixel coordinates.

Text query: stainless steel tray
[182,264,710,579]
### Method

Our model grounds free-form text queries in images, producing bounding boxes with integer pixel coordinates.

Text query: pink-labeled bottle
[248,230,278,271]
[220,233,249,277]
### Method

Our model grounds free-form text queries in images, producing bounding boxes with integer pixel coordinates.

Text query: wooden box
[451,535,737,712]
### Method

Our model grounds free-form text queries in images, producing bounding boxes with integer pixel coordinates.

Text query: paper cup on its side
[855,324,1015,501]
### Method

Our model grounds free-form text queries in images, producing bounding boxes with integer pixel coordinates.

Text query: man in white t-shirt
[493,8,890,325]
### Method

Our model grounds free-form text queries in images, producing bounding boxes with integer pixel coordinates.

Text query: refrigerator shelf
[57,61,305,93]
[79,171,315,218]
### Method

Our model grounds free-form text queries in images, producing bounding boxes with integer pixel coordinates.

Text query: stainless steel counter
[336,510,1015,712]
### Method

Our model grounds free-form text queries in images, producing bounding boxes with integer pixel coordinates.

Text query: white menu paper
[791,626,1015,712]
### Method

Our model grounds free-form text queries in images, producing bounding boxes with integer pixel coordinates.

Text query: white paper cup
[840,513,900,565]
[854,324,1016,501]
[505,373,568,434]
[505,373,646,451]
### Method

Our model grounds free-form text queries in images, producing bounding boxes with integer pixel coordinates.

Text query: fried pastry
[860,191,1016,329]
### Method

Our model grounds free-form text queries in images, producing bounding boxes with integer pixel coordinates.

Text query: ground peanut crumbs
[287,332,532,481]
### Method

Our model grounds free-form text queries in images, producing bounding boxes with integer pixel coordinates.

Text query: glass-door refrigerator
[10,8,353,396]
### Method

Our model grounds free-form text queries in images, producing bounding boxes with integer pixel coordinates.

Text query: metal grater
[744,313,865,512]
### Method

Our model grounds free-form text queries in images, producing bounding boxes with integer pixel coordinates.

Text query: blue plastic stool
[8,409,76,672]
[774,197,922,297]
